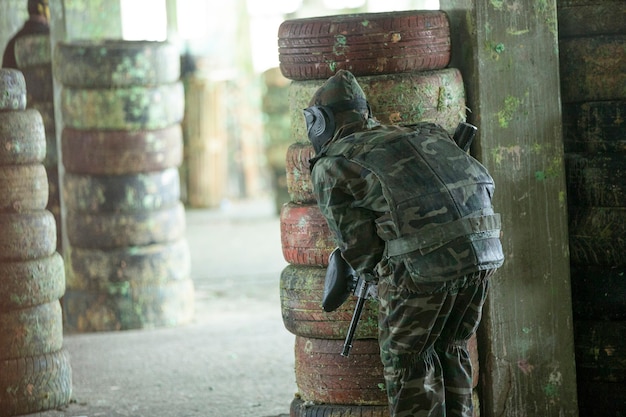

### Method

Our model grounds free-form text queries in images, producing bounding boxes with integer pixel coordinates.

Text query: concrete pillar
[439,1,579,416]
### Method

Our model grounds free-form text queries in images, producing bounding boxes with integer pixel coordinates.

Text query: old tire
[557,0,626,37]
[568,206,626,266]
[0,69,27,111]
[278,10,450,80]
[63,168,180,213]
[55,40,180,88]
[60,82,185,130]
[66,202,186,249]
[295,336,387,405]
[0,211,56,261]
[0,302,63,360]
[0,253,65,312]
[280,264,379,339]
[0,110,46,165]
[559,35,626,103]
[0,349,72,417]
[290,396,389,417]
[280,202,335,266]
[0,164,48,212]
[61,125,183,175]
[289,68,466,139]
[566,153,626,207]
[67,239,191,291]
[63,278,194,332]
[562,101,626,153]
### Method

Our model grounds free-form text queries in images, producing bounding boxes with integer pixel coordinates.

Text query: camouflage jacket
[311,122,504,287]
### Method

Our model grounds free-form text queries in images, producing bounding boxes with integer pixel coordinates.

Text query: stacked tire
[12,33,61,250]
[54,40,194,332]
[278,10,480,416]
[0,69,72,416]
[558,1,626,415]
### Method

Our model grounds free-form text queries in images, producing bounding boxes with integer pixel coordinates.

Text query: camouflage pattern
[318,122,503,288]
[378,270,492,417]
[308,70,503,416]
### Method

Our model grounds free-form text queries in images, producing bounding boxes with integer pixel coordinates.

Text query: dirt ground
[34,198,296,417]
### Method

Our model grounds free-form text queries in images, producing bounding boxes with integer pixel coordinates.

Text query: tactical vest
[323,123,504,284]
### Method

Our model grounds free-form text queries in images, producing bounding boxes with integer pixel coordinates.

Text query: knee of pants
[434,338,469,354]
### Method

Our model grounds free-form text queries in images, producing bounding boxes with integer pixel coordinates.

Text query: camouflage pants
[377,269,493,417]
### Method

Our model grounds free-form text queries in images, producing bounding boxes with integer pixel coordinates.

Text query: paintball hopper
[322,248,357,312]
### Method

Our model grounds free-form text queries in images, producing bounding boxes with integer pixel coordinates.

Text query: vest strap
[386,213,501,257]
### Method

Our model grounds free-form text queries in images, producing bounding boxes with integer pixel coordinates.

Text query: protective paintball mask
[303,98,370,154]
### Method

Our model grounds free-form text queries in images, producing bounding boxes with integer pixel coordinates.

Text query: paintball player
[2,0,50,68]
[304,69,504,417]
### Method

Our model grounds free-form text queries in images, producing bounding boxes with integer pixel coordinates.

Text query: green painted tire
[55,40,180,87]
[289,68,466,139]
[280,264,379,340]
[60,82,185,130]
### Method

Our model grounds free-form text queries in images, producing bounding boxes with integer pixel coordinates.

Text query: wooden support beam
[439,1,579,416]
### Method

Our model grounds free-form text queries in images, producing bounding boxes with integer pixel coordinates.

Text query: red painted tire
[0,349,72,416]
[286,142,316,204]
[61,125,183,174]
[278,10,450,80]
[280,202,335,266]
[280,264,379,339]
[295,336,387,405]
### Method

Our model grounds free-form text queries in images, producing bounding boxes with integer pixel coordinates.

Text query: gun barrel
[341,283,368,357]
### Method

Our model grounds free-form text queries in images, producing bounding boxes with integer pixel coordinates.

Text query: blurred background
[1,0,439,214]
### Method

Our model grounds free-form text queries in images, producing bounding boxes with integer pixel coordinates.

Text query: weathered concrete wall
[439,1,579,416]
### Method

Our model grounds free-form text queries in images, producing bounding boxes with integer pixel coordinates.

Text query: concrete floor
[36,198,296,417]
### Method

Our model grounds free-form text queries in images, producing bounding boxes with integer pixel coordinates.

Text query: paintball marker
[322,248,377,357]
[453,122,477,152]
